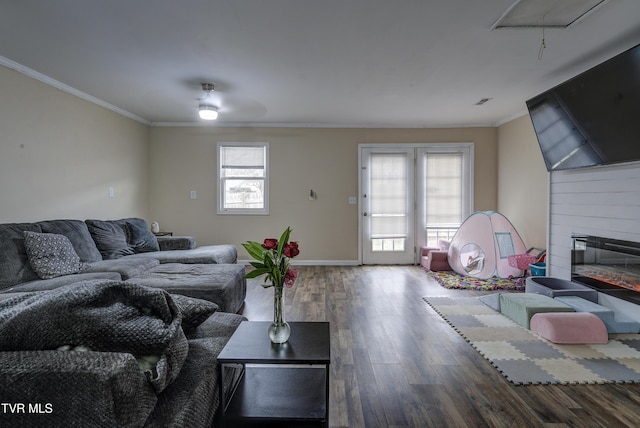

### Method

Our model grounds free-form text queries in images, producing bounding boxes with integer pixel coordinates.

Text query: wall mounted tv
[526,42,640,171]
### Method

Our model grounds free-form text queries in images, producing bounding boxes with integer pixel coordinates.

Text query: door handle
[363,212,368,216]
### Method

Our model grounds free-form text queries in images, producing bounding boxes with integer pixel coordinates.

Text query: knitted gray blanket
[0,280,188,393]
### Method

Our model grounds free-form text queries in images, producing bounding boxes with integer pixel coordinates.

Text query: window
[217,143,269,215]
[369,152,409,252]
[418,145,473,248]
[495,232,515,259]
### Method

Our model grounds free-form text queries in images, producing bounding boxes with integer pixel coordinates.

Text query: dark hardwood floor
[240,265,640,428]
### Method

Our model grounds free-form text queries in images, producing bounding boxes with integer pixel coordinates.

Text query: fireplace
[572,235,640,305]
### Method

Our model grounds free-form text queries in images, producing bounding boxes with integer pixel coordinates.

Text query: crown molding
[0,55,150,125]
[2,55,523,129]
[150,121,499,129]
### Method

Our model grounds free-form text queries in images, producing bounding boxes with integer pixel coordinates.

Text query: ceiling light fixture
[199,83,218,120]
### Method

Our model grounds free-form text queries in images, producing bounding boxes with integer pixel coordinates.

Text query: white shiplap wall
[549,161,640,280]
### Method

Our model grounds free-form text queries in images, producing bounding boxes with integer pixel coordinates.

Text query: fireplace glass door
[572,235,640,298]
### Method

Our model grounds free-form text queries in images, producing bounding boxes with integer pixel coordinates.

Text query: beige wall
[497,114,548,250]
[149,126,498,262]
[0,65,150,223]
[2,61,544,264]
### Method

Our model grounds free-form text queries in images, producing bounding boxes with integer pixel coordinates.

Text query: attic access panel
[492,0,607,29]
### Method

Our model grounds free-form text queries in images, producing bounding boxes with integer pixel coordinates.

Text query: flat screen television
[526,42,640,171]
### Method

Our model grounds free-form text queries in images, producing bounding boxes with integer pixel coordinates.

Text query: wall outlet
[108,187,114,198]
[190,190,197,199]
[348,196,357,205]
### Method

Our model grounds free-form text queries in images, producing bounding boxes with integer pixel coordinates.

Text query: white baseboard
[238,259,360,266]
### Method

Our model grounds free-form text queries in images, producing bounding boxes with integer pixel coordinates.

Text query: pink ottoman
[530,312,608,344]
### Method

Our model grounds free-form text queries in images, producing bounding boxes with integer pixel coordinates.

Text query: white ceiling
[1,0,640,127]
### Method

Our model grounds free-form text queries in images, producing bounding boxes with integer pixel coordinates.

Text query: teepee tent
[447,211,527,279]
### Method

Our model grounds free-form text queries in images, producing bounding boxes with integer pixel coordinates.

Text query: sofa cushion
[23,231,85,279]
[85,218,160,259]
[125,244,238,265]
[2,272,121,293]
[37,219,103,263]
[132,263,246,313]
[122,217,160,253]
[85,219,135,259]
[83,258,160,280]
[0,223,43,290]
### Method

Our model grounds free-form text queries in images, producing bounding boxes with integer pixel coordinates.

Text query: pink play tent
[447,211,527,279]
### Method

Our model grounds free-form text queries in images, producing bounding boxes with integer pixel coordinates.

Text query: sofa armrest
[420,246,439,257]
[157,236,197,251]
[0,350,157,427]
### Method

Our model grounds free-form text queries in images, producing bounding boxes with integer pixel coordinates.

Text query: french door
[361,147,415,264]
[360,144,473,265]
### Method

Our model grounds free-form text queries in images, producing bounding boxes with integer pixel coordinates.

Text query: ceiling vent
[491,0,608,29]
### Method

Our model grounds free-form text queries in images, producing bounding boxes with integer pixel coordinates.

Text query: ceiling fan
[198,83,218,120]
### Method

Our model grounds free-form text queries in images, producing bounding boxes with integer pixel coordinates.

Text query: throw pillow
[85,219,135,259]
[0,223,42,289]
[438,239,451,252]
[23,231,83,279]
[170,293,218,330]
[37,219,103,262]
[123,218,160,253]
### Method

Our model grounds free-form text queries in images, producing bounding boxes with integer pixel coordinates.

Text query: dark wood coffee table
[218,321,330,427]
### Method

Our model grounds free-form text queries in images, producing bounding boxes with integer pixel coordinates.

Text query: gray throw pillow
[85,219,135,259]
[23,231,83,279]
[123,218,160,253]
[37,219,103,262]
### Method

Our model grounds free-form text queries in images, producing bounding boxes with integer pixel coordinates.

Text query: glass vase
[269,286,290,344]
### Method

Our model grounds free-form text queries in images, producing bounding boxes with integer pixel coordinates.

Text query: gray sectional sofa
[0,280,246,427]
[0,218,245,313]
[0,218,248,427]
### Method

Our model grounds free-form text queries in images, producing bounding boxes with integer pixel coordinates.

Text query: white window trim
[217,142,270,215]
